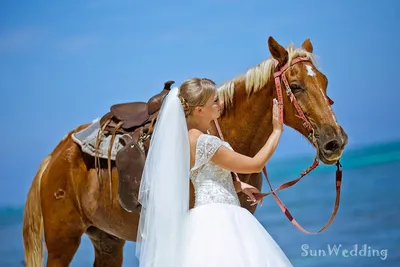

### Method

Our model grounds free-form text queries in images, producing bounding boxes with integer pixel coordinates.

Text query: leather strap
[257,159,319,198]
[260,161,342,234]
[213,119,239,183]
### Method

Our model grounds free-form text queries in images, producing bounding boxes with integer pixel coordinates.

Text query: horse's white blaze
[319,87,339,127]
[306,65,316,77]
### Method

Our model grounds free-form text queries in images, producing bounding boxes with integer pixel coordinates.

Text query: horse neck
[216,76,275,156]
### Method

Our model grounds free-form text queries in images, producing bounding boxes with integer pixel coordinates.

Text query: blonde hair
[178,78,216,117]
[218,43,317,110]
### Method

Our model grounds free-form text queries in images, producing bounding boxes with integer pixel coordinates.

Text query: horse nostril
[324,139,340,153]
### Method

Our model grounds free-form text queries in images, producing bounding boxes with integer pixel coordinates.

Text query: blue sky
[0,0,399,206]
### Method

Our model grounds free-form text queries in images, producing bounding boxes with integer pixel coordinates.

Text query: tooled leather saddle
[96,80,174,212]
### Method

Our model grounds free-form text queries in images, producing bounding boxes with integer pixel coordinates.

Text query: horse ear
[301,38,313,53]
[268,36,288,66]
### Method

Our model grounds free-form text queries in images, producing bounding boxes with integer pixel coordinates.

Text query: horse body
[23,37,348,267]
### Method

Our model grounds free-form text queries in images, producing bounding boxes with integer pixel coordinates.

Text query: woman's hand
[237,181,264,206]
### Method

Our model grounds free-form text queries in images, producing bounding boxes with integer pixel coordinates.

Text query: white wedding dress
[180,133,294,267]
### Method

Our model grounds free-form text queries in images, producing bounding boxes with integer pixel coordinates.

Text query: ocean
[1,141,399,267]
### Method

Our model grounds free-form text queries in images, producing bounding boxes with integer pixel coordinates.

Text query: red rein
[214,57,343,234]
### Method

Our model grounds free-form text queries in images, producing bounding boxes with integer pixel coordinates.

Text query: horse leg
[41,168,86,266]
[86,226,126,267]
[42,198,85,267]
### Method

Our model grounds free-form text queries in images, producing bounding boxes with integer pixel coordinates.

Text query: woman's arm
[210,129,282,174]
[211,98,283,174]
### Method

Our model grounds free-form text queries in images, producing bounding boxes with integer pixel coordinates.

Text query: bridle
[213,57,343,235]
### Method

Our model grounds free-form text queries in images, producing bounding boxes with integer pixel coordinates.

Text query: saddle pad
[71,118,124,161]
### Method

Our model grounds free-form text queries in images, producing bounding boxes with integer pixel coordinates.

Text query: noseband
[214,57,343,235]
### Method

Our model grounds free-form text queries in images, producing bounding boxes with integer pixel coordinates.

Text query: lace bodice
[190,134,240,207]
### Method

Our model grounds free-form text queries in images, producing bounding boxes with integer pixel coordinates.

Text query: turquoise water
[1,141,400,266]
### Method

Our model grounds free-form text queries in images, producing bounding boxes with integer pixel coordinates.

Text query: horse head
[268,36,348,165]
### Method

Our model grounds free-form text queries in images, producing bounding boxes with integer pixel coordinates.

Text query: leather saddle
[97,80,174,212]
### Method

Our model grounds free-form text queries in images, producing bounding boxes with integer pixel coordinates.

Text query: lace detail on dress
[192,134,223,170]
[190,134,240,207]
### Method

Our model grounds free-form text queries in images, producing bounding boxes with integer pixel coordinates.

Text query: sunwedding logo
[301,244,388,260]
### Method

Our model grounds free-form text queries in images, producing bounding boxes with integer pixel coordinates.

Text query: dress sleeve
[192,134,223,171]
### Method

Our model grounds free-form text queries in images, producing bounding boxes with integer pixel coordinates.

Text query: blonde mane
[217,44,318,110]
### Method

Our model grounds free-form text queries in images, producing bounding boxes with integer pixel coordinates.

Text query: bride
[135,78,293,267]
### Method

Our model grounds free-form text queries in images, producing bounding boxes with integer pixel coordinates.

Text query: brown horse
[22,36,348,267]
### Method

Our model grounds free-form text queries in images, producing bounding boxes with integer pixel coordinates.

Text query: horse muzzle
[316,126,348,164]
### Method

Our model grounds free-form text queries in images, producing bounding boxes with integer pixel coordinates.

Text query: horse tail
[22,155,51,267]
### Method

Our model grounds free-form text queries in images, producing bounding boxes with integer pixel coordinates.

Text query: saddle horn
[147,80,175,115]
[163,80,175,90]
